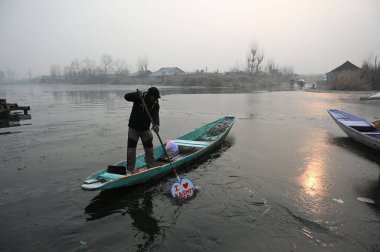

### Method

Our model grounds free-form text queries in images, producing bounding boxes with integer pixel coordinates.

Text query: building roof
[150,67,185,76]
[327,61,360,74]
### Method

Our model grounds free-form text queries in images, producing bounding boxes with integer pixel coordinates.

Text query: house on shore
[326,61,360,84]
[150,67,185,77]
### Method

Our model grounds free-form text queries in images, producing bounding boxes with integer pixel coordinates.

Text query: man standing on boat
[124,87,160,175]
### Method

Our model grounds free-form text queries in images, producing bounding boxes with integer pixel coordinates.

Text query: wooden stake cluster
[0,99,30,117]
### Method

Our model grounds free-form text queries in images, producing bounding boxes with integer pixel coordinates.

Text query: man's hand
[136,89,143,98]
[152,124,159,133]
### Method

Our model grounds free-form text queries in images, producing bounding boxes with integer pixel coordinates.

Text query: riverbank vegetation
[1,42,379,92]
[328,56,380,91]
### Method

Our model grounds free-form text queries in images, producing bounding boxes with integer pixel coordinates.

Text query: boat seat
[341,120,376,132]
[341,120,371,127]
[363,132,380,135]
[174,139,211,148]
[84,178,99,184]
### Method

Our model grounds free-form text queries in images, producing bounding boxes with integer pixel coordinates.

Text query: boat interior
[329,109,380,134]
[156,141,207,162]
[106,140,210,177]
[82,141,210,188]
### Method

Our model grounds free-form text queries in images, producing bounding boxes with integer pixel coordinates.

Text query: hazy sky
[1,0,379,77]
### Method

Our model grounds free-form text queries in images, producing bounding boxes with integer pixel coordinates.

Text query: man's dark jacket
[124,91,160,131]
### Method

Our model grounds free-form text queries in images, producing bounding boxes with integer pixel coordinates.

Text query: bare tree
[247,41,264,75]
[114,59,129,76]
[137,55,149,76]
[50,64,61,78]
[64,59,80,81]
[229,60,243,73]
[361,54,380,89]
[63,66,71,80]
[71,59,81,74]
[101,54,113,78]
[6,68,14,82]
[256,53,264,73]
[280,66,294,77]
[266,59,278,75]
[0,70,4,83]
[82,58,97,78]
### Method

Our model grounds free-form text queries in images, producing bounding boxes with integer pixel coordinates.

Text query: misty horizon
[1,0,379,78]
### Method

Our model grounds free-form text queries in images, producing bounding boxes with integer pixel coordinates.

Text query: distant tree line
[225,41,294,78]
[222,41,295,89]
[61,54,130,84]
[361,56,380,90]
[0,69,16,83]
[159,41,295,90]
[46,41,296,89]
[2,40,378,91]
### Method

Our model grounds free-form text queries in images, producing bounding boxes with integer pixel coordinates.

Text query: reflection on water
[51,90,122,105]
[329,135,380,213]
[295,132,330,218]
[356,174,380,213]
[330,136,380,213]
[297,133,328,199]
[329,136,380,163]
[83,143,230,251]
[85,185,162,251]
[299,156,325,197]
[50,86,246,105]
[0,114,31,129]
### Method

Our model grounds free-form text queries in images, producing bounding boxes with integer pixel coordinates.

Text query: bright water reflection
[299,154,326,197]
[296,131,330,217]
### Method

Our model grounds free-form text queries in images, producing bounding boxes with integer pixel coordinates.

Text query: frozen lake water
[0,83,379,251]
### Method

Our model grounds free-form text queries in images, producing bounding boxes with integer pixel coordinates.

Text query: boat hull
[327,109,380,151]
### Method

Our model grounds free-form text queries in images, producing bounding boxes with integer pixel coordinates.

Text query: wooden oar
[138,89,196,199]
[138,90,181,182]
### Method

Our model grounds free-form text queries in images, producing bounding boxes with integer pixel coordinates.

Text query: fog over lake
[1,0,380,79]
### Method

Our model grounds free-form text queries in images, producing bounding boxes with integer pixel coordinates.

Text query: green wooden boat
[81,115,236,191]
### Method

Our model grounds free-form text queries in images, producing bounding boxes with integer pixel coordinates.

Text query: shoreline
[303,88,379,94]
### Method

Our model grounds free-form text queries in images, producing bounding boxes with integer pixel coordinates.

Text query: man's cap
[147,87,161,98]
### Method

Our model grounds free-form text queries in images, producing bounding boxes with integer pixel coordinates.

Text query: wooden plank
[174,139,210,148]
[2,105,30,115]
[84,179,99,184]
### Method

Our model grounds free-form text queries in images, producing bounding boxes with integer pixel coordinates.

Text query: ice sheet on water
[357,197,375,204]
[333,198,344,204]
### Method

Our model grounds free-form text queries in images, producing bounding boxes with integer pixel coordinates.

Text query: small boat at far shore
[327,109,380,151]
[360,92,380,101]
[81,115,236,191]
